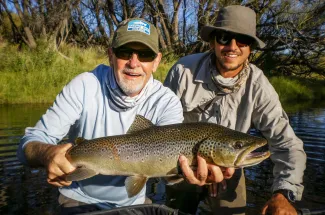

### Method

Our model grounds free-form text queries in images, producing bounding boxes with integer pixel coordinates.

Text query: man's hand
[261,193,297,215]
[43,143,76,187]
[25,142,76,187]
[178,155,235,186]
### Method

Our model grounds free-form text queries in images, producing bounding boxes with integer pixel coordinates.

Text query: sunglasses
[215,32,253,47]
[113,47,157,62]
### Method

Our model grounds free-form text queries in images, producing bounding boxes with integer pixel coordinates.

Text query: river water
[0,103,324,214]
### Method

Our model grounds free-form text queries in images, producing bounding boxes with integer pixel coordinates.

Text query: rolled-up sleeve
[252,83,306,200]
[17,74,85,165]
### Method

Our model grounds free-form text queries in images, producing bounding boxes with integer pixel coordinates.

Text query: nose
[227,39,239,50]
[127,53,141,68]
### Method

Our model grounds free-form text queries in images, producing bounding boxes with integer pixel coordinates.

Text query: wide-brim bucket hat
[200,5,265,48]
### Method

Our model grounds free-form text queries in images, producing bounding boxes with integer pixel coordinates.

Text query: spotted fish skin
[65,115,270,197]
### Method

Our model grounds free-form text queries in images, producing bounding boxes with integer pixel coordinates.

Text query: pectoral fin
[66,167,97,181]
[125,175,148,198]
[164,167,184,185]
[165,176,184,185]
[163,160,198,185]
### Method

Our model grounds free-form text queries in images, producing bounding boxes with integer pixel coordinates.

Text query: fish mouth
[234,140,270,168]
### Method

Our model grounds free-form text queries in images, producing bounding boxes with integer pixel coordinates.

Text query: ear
[108,48,114,66]
[209,39,215,49]
[152,52,162,73]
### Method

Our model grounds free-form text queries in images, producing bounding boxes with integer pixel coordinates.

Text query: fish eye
[234,141,243,149]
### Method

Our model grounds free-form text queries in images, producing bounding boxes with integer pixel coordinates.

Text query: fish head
[199,130,270,168]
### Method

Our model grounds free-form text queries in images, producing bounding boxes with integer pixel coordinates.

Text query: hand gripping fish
[65,115,270,198]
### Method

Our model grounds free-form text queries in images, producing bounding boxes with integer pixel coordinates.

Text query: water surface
[0,103,324,214]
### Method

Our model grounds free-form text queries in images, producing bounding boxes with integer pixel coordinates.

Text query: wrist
[25,141,54,167]
[273,189,296,203]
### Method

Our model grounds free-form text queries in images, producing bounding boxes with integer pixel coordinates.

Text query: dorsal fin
[75,137,87,145]
[127,115,154,134]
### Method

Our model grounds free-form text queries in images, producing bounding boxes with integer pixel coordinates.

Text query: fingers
[59,160,75,175]
[47,177,72,187]
[261,204,268,215]
[45,143,76,187]
[262,194,298,215]
[60,144,76,174]
[222,167,235,179]
[47,167,73,187]
[221,180,227,190]
[208,183,218,197]
[179,155,201,185]
[208,180,228,198]
[196,155,208,185]
[206,163,223,183]
[60,143,73,151]
[47,165,73,187]
[179,155,235,187]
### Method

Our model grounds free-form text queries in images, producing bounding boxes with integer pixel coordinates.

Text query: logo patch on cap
[127,20,150,35]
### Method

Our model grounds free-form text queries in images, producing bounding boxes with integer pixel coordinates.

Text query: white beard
[117,75,146,96]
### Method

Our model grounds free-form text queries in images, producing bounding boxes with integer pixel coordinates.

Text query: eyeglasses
[113,47,157,62]
[215,31,253,48]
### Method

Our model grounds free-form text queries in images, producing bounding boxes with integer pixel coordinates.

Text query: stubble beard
[216,54,245,72]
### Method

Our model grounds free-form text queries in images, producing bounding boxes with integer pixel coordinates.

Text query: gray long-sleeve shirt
[164,52,306,200]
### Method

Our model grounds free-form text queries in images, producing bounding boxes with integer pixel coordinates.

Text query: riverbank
[0,43,324,104]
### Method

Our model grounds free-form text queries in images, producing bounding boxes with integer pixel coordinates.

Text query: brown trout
[66,115,270,197]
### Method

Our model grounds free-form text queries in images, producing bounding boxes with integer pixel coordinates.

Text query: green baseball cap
[111,18,159,54]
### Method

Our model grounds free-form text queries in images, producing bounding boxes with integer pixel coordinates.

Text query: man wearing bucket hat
[17,18,194,214]
[164,5,306,215]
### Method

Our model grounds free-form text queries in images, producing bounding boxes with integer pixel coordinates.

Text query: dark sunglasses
[215,31,253,47]
[113,47,157,62]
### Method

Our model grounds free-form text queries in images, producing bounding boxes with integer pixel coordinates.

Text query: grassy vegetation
[0,42,324,104]
[269,76,325,102]
[0,42,108,104]
[154,53,177,82]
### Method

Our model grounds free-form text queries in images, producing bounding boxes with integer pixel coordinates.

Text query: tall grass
[269,77,314,101]
[269,76,325,103]
[0,42,108,104]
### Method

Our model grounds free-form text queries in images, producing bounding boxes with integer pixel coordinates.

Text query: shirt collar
[194,52,215,84]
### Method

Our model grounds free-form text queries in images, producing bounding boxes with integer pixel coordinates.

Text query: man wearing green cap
[164,5,306,215]
[17,18,225,213]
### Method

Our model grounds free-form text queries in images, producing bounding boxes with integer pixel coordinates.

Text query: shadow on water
[0,101,325,214]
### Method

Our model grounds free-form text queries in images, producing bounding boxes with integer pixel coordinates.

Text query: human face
[108,42,162,97]
[210,31,252,78]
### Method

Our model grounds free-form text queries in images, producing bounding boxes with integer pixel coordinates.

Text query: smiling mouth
[126,73,141,76]
[123,71,143,79]
[225,55,237,59]
[224,52,241,57]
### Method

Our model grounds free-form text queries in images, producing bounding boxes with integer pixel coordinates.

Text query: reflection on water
[0,103,325,214]
[246,106,325,214]
[0,104,58,214]
[289,108,325,210]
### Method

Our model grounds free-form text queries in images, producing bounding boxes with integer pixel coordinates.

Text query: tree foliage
[0,0,324,76]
